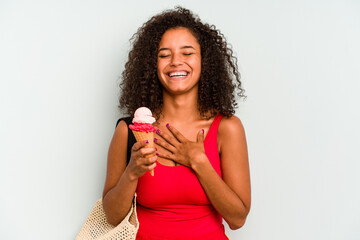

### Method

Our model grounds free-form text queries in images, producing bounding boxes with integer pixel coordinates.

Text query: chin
[164,84,198,96]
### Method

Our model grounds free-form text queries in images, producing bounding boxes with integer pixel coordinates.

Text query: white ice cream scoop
[132,107,156,124]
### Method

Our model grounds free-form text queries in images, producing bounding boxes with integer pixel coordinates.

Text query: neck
[160,90,200,123]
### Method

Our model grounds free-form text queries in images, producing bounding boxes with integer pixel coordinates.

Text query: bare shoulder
[217,115,248,176]
[218,115,246,147]
[108,119,129,167]
[113,120,129,143]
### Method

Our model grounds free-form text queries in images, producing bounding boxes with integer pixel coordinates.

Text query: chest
[136,165,210,208]
[153,119,216,166]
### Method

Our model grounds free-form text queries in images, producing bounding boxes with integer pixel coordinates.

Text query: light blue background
[1,0,359,239]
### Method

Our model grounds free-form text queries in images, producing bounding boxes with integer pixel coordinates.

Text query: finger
[197,129,205,143]
[147,162,157,171]
[139,147,156,156]
[155,151,176,161]
[156,129,178,147]
[154,137,177,153]
[132,140,150,152]
[135,155,156,168]
[144,155,157,165]
[165,123,188,143]
[143,156,157,174]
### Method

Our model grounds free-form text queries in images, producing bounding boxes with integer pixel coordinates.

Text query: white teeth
[169,71,188,77]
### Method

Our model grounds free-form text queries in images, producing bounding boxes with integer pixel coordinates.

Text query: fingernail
[156,152,159,155]
[155,147,157,151]
[145,140,149,143]
[154,138,158,142]
[166,123,170,127]
[156,129,161,134]
[201,129,204,134]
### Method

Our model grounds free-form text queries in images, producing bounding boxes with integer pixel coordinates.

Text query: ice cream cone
[132,130,155,176]
[129,107,157,176]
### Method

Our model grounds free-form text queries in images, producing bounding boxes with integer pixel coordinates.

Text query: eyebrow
[158,46,195,52]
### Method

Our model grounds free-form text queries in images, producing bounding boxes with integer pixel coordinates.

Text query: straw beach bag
[76,195,139,240]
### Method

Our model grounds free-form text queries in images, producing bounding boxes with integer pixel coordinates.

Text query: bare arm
[193,116,251,229]
[102,120,157,225]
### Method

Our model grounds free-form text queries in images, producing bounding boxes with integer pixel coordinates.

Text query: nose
[170,53,182,66]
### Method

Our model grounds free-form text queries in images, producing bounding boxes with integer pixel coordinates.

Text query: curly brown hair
[119,6,245,119]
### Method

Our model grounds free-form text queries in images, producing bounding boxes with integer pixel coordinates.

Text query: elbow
[103,203,120,226]
[228,217,247,230]
[103,204,129,226]
[104,207,117,226]
[227,207,250,230]
[105,214,118,226]
[102,196,132,226]
[105,208,128,226]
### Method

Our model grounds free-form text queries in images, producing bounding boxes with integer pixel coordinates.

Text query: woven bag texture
[76,195,138,240]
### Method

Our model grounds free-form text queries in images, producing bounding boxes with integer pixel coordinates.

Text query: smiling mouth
[167,71,189,78]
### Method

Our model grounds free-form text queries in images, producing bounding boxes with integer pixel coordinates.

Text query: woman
[102,7,250,239]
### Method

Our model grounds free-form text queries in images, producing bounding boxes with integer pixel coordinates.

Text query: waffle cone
[132,130,155,176]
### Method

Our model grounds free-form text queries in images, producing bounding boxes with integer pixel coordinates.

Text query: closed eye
[158,55,170,58]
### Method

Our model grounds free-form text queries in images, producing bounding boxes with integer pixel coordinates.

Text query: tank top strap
[204,113,223,144]
[213,113,223,128]
[208,113,223,135]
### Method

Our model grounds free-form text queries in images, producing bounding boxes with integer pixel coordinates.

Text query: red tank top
[135,113,228,240]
